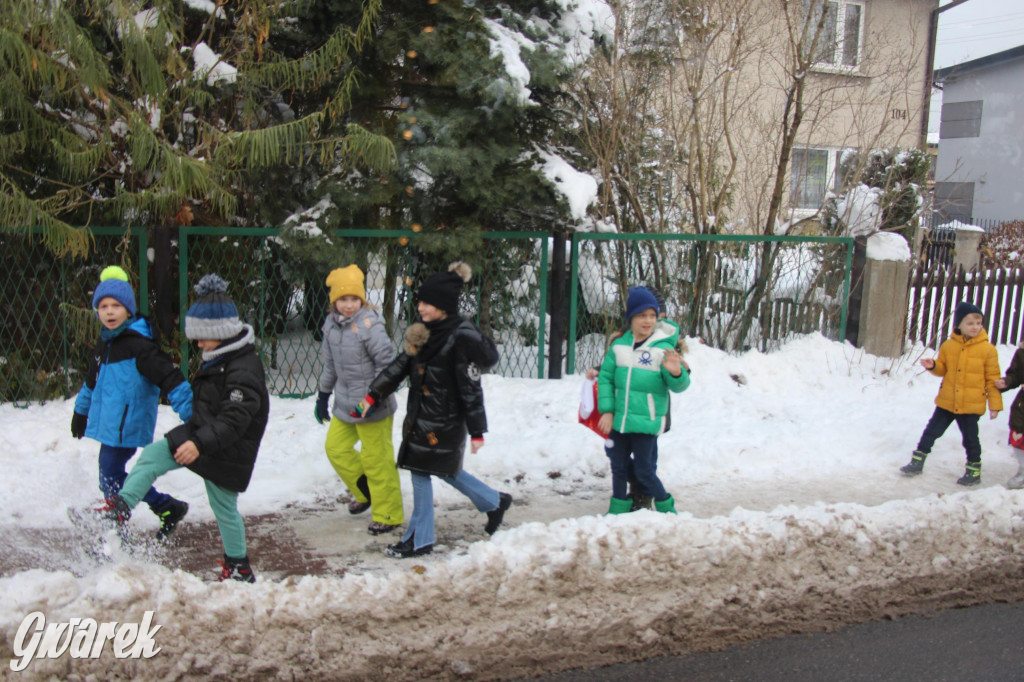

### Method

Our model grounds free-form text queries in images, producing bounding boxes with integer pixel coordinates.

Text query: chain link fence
[178,228,550,395]
[567,233,853,373]
[2,227,851,403]
[0,227,148,406]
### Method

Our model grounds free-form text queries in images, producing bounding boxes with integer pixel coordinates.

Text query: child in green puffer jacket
[597,287,690,514]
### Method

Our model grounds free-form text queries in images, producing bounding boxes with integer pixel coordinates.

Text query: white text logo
[10,611,162,672]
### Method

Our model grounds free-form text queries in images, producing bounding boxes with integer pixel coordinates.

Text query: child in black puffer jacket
[107,275,269,583]
[354,261,512,559]
[996,343,1024,488]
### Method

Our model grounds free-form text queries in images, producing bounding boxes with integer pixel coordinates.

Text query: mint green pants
[120,439,247,558]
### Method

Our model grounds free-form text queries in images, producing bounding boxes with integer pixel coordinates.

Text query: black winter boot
[900,450,928,476]
[348,475,372,514]
[956,463,981,486]
[154,499,189,541]
[217,555,256,583]
[485,493,513,535]
[385,537,433,559]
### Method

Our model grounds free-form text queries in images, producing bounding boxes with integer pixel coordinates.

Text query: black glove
[71,412,88,439]
[314,391,332,424]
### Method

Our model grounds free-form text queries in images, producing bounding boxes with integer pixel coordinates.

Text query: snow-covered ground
[2,334,1023,680]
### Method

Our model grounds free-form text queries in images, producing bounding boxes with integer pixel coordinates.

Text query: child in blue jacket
[71,266,193,539]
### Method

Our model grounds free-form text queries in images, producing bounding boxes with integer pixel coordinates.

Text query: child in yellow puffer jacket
[900,302,1002,485]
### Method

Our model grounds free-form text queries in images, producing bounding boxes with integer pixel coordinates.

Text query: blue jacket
[74,317,192,448]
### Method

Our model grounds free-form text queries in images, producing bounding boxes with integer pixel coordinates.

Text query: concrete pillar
[953,225,984,271]
[912,223,926,261]
[857,232,911,358]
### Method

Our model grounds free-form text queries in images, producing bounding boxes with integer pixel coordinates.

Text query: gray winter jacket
[319,307,398,423]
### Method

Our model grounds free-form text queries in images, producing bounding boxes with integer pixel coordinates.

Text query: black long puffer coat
[369,318,499,477]
[1001,344,1024,434]
[165,334,269,492]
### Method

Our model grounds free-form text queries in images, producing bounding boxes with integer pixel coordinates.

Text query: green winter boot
[900,450,928,476]
[608,497,633,515]
[653,495,677,514]
[956,463,981,486]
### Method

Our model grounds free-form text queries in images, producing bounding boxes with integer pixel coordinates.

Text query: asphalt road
[539,601,1024,682]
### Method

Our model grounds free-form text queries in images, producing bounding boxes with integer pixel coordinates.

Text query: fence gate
[908,265,1024,348]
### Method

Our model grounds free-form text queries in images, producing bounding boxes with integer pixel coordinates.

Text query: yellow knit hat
[326,265,366,304]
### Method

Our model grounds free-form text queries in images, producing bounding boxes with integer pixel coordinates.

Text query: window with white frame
[790,147,848,211]
[805,0,864,69]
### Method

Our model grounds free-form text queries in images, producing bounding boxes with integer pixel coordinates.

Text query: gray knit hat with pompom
[185,274,244,340]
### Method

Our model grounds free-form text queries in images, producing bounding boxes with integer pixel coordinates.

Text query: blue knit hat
[92,265,137,317]
[625,286,659,321]
[953,301,983,329]
[185,274,244,340]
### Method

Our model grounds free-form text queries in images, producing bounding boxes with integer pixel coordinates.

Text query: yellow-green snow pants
[324,415,403,525]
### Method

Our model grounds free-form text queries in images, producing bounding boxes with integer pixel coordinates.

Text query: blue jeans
[917,407,982,464]
[98,444,172,513]
[605,431,668,501]
[403,470,500,550]
[120,439,247,557]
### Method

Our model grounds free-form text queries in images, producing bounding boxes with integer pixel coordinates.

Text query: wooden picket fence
[907,265,1024,348]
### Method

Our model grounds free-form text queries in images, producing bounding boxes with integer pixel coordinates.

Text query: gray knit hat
[185,274,244,340]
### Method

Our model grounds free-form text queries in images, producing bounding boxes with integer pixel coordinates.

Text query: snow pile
[938,219,985,233]
[867,231,911,262]
[3,491,1022,679]
[836,184,883,237]
[189,42,237,87]
[484,19,537,107]
[534,148,599,222]
[2,334,1023,678]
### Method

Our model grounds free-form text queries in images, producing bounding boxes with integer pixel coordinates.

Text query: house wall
[728,0,936,229]
[935,58,1024,222]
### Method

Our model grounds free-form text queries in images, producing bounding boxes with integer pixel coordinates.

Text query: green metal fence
[1,226,851,403]
[177,228,551,395]
[0,227,149,406]
[566,233,854,373]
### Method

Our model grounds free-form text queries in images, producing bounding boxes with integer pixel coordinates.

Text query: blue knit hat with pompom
[185,274,244,340]
[92,265,137,317]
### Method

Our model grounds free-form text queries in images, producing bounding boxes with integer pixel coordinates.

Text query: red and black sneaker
[217,555,256,583]
[97,494,132,525]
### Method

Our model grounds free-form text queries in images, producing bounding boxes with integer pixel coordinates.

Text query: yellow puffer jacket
[930,330,1003,415]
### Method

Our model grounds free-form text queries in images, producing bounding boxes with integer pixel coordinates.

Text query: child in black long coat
[354,261,512,558]
[996,343,1024,488]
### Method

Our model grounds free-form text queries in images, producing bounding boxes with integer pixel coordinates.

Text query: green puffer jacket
[597,320,690,435]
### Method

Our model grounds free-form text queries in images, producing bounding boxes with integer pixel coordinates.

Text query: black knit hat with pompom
[417,261,471,314]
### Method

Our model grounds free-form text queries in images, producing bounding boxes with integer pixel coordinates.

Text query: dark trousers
[917,407,982,464]
[605,431,668,502]
[98,444,171,512]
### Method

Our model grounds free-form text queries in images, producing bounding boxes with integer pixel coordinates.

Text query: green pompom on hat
[92,265,137,317]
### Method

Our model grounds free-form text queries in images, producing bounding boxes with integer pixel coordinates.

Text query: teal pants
[120,439,247,558]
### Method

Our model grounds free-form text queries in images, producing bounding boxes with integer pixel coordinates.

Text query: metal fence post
[536,236,549,379]
[178,226,191,371]
[566,233,581,375]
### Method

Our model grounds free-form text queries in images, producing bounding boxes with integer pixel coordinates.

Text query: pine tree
[280,0,610,260]
[0,0,394,254]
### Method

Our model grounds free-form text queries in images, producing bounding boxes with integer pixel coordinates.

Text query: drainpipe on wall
[921,0,976,147]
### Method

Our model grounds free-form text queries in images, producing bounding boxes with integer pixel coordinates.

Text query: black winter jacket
[165,332,269,492]
[1001,345,1024,434]
[369,318,498,477]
